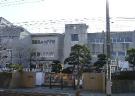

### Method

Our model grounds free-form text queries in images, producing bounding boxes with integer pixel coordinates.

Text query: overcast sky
[0,0,135,33]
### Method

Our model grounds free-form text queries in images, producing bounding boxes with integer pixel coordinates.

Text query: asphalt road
[1,87,135,96]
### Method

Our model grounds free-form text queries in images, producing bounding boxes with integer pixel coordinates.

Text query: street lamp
[106,0,112,96]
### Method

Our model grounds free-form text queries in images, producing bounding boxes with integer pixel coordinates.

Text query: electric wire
[12,17,135,33]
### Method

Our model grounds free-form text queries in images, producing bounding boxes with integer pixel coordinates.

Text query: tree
[0,37,13,68]
[14,45,29,66]
[14,47,24,64]
[7,64,23,72]
[62,67,73,74]
[27,48,36,70]
[51,60,62,73]
[13,38,32,68]
[64,44,91,89]
[94,54,106,72]
[125,48,135,70]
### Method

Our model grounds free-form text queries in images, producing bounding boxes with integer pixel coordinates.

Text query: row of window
[92,51,126,57]
[112,51,126,56]
[32,40,55,44]
[32,52,40,56]
[32,52,54,57]
[43,52,54,57]
[89,37,132,44]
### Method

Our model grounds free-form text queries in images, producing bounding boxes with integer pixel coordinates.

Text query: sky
[0,0,135,33]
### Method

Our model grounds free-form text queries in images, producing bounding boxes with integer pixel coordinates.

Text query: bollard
[49,74,52,89]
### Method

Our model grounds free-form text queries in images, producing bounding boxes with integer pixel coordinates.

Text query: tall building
[63,24,88,61]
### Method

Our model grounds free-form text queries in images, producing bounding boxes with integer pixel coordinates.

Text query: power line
[11,17,135,33]
[0,0,45,7]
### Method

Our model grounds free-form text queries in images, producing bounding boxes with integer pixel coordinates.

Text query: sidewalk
[1,87,135,96]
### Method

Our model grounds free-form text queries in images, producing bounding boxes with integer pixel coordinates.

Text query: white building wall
[0,25,32,67]
[31,34,61,61]
[63,24,88,62]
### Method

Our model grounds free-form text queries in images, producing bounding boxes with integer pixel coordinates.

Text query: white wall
[36,72,45,86]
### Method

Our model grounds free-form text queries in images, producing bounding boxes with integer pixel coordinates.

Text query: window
[71,34,79,41]
[40,40,43,44]
[95,39,104,44]
[112,52,116,56]
[118,51,125,56]
[44,40,48,44]
[100,38,104,43]
[32,40,35,44]
[32,40,37,44]
[49,52,54,57]
[112,38,117,43]
[89,38,104,44]
[95,39,99,43]
[50,40,55,44]
[125,37,132,42]
[88,39,95,43]
[111,52,117,59]
[31,52,36,56]
[34,40,37,44]
[43,52,54,57]
[37,40,40,44]
[111,37,132,43]
[117,38,124,43]
[32,40,39,44]
[37,52,40,56]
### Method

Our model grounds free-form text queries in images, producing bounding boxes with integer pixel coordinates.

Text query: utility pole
[102,30,105,54]
[10,49,12,64]
[106,0,112,96]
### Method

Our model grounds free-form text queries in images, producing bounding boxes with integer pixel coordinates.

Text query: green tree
[94,54,106,72]
[62,67,73,74]
[125,48,135,70]
[7,64,23,72]
[51,60,62,73]
[64,44,91,89]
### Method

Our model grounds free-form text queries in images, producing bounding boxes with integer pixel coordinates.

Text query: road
[1,87,135,96]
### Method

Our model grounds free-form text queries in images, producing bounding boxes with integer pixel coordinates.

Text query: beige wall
[10,71,36,88]
[82,72,105,92]
[0,72,12,88]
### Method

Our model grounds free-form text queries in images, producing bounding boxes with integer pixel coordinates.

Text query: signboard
[118,60,129,70]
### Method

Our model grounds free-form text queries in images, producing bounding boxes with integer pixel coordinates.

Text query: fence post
[49,74,52,89]
[61,76,63,90]
[73,76,76,90]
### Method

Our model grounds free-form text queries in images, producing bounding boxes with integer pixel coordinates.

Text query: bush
[7,64,23,72]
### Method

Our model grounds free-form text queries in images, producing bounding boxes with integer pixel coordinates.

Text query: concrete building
[88,31,135,60]
[87,31,135,72]
[31,33,64,71]
[0,17,32,68]
[63,24,88,61]
[0,17,135,72]
[0,17,13,27]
